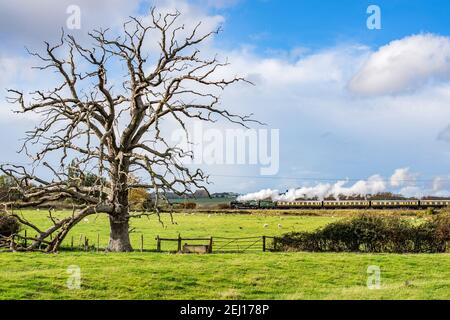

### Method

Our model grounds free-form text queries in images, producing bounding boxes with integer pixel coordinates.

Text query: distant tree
[193,189,209,198]
[0,175,21,202]
[128,187,150,211]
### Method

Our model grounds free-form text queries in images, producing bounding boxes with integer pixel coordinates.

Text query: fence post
[209,237,213,253]
[11,234,15,250]
[85,237,89,251]
[140,234,144,252]
[156,235,161,252]
[262,235,266,252]
[24,230,27,247]
[177,234,182,252]
[71,236,74,250]
[97,233,100,253]
[35,234,40,250]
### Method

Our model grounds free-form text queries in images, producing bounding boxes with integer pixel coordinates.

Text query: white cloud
[0,0,143,50]
[348,34,450,96]
[3,2,450,193]
[390,167,417,187]
[398,186,423,198]
[432,176,450,192]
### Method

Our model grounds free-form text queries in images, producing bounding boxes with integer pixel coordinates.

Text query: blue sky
[2,0,450,197]
[214,0,450,50]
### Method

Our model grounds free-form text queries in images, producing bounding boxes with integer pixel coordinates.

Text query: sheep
[263,223,269,228]
[278,224,282,229]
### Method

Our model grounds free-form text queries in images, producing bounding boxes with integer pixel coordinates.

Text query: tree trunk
[107,161,133,252]
[107,210,133,252]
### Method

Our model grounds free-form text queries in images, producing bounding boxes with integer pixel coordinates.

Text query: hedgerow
[275,214,450,253]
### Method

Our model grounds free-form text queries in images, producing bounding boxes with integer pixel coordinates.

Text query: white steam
[251,175,386,201]
[390,167,416,187]
[237,189,279,202]
[237,169,450,201]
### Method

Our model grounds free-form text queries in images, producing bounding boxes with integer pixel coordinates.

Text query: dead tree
[0,9,254,252]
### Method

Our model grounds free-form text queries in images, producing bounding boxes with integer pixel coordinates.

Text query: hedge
[275,214,450,253]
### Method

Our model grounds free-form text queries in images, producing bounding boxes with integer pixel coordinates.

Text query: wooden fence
[155,235,277,253]
[2,231,277,253]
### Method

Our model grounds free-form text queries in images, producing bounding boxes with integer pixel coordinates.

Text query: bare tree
[0,9,254,252]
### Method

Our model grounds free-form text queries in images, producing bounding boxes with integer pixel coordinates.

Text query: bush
[177,202,197,210]
[0,212,20,237]
[275,214,450,253]
[218,203,230,209]
[128,188,150,211]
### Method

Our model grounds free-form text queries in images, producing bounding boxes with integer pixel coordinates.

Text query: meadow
[0,209,449,300]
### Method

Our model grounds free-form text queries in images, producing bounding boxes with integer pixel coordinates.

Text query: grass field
[0,209,449,300]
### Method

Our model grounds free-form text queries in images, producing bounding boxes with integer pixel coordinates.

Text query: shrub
[218,203,230,209]
[275,214,450,253]
[0,212,20,237]
[178,202,197,210]
[128,188,150,211]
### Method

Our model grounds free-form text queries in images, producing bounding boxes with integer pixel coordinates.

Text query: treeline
[0,176,21,202]
[0,174,204,211]
[0,173,153,211]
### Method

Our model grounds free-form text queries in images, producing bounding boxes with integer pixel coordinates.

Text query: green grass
[14,209,342,250]
[0,210,449,300]
[1,252,449,299]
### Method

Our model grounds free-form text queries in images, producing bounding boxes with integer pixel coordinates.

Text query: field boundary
[2,231,278,253]
[155,235,277,253]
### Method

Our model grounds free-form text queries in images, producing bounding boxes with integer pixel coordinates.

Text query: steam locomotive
[230,199,450,209]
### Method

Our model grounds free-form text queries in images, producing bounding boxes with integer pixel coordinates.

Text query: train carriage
[370,200,419,208]
[231,198,450,210]
[276,201,322,208]
[420,200,450,208]
[323,200,370,208]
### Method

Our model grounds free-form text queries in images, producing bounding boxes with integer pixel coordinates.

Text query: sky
[2,0,450,197]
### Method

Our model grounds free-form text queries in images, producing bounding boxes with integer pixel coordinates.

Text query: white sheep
[263,223,269,228]
[278,224,282,229]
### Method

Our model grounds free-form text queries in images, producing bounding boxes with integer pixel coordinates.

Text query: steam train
[230,199,450,209]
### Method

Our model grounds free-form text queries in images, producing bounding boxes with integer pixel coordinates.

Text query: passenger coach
[230,199,450,209]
